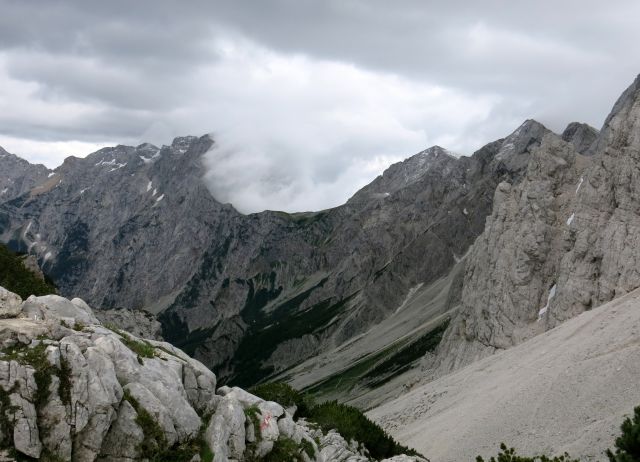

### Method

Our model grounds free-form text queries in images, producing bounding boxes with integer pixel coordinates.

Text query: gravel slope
[368,288,640,462]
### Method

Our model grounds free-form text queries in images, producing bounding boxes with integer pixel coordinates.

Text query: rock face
[93,308,162,340]
[561,122,598,154]
[433,74,640,376]
[0,285,425,462]
[0,148,50,203]
[0,120,550,385]
[0,136,236,315]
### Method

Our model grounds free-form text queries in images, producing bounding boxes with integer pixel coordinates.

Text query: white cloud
[0,135,110,168]
[200,38,499,212]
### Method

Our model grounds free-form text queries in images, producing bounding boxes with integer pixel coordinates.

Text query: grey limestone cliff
[434,74,640,376]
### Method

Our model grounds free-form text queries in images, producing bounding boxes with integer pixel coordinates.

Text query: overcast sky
[1,1,639,212]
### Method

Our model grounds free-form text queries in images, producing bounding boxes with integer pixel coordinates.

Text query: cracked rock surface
[0,286,425,462]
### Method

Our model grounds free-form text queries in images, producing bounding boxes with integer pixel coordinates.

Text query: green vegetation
[123,389,212,462]
[302,319,450,401]
[478,405,640,462]
[245,404,262,438]
[229,281,353,387]
[308,400,423,460]
[0,383,19,449]
[272,210,328,227]
[263,437,308,462]
[249,382,310,418]
[362,320,450,387]
[476,444,579,462]
[0,243,56,299]
[2,343,58,409]
[106,325,155,363]
[300,438,316,459]
[607,406,640,462]
[58,357,72,406]
[61,320,86,332]
[244,404,262,460]
[303,345,402,400]
[248,382,421,460]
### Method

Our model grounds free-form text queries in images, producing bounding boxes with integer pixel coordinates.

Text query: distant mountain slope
[0,147,51,202]
[0,136,235,313]
[159,123,552,385]
[0,123,540,385]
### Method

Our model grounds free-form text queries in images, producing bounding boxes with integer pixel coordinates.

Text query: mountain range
[1,73,639,420]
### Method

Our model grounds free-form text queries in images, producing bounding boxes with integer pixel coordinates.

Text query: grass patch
[0,339,73,453]
[247,383,423,460]
[58,357,72,406]
[244,404,262,460]
[2,343,56,409]
[106,325,155,364]
[244,404,261,438]
[0,384,19,449]
[272,210,328,227]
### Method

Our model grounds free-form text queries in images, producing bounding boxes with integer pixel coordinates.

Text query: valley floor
[368,288,640,462]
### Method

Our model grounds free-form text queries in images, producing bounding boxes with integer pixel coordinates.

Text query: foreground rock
[0,286,424,462]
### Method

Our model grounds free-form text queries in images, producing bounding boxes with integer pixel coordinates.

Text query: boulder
[0,287,22,319]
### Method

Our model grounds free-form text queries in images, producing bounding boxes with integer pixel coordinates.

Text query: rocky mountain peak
[590,73,640,155]
[561,122,598,154]
[0,148,51,202]
[352,145,459,201]
[494,119,549,160]
[171,135,204,154]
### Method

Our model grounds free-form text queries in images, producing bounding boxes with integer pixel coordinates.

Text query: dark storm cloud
[0,0,639,211]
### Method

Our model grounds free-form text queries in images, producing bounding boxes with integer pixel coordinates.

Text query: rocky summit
[0,285,425,462]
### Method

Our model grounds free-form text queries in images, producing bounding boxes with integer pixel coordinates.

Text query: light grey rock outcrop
[94,308,162,340]
[0,288,22,319]
[0,286,424,461]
